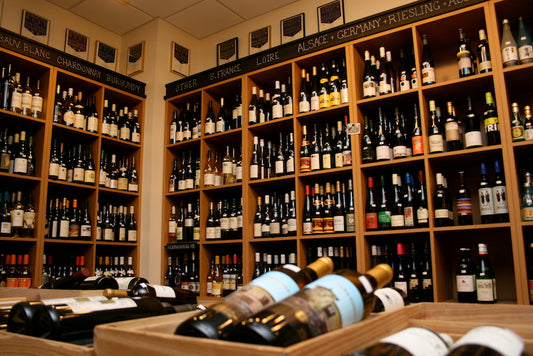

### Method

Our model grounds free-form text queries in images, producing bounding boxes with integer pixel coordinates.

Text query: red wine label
[323,217,334,233]
[312,217,324,233]
[366,212,378,229]
[412,136,424,155]
[300,156,311,172]
[6,277,18,287]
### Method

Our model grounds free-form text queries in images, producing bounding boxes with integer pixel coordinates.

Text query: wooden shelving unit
[164,0,531,304]
[0,32,146,286]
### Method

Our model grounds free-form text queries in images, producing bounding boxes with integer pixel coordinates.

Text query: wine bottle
[445,101,462,151]
[517,17,533,64]
[362,50,377,98]
[354,327,452,355]
[522,172,533,221]
[76,275,119,289]
[31,296,190,341]
[300,125,311,172]
[448,326,524,356]
[392,109,407,159]
[175,257,334,339]
[365,176,378,231]
[511,102,525,142]
[390,173,405,229]
[478,162,495,224]
[403,173,415,228]
[411,104,424,156]
[493,160,509,223]
[477,29,492,73]
[204,100,215,135]
[483,92,501,146]
[428,100,444,153]
[501,19,519,67]
[39,268,89,289]
[456,247,476,303]
[457,28,474,77]
[464,96,483,148]
[476,243,496,303]
[398,48,410,92]
[225,264,393,346]
[434,173,453,227]
[215,98,227,133]
[303,185,313,235]
[377,175,391,230]
[104,282,196,305]
[361,115,375,163]
[456,171,473,225]
[421,34,436,85]
[375,107,392,161]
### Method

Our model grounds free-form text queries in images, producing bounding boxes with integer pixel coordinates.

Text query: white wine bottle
[448,326,524,356]
[175,257,334,339]
[225,264,393,347]
[351,327,452,355]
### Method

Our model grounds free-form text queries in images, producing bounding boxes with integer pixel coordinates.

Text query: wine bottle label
[376,145,391,160]
[429,134,444,152]
[110,178,118,189]
[104,228,114,241]
[205,122,215,134]
[365,212,378,230]
[132,132,141,143]
[394,281,408,295]
[377,211,391,224]
[11,91,22,109]
[153,284,177,298]
[1,221,11,234]
[204,173,215,186]
[177,179,186,191]
[14,158,28,174]
[322,154,331,169]
[434,209,449,219]
[6,277,18,287]
[476,278,496,302]
[272,105,283,119]
[120,127,131,140]
[341,87,349,103]
[380,327,450,356]
[450,326,524,356]
[299,100,310,113]
[49,162,60,177]
[522,207,533,221]
[40,295,108,306]
[68,297,138,313]
[253,222,262,237]
[206,226,216,239]
[21,92,32,109]
[512,126,525,141]
[87,116,98,132]
[457,54,472,72]
[304,274,365,329]
[502,46,519,64]
[118,227,126,241]
[63,111,75,125]
[12,209,24,227]
[128,230,137,242]
[248,109,257,123]
[329,92,340,106]
[333,215,345,232]
[80,224,91,237]
[323,217,334,233]
[220,217,230,230]
[484,116,499,135]
[465,131,483,148]
[374,288,405,311]
[109,124,118,137]
[478,187,495,216]
[18,277,31,288]
[312,217,324,233]
[391,214,405,228]
[284,103,293,116]
[456,197,472,218]
[303,221,312,234]
[411,136,424,155]
[346,212,355,232]
[74,167,85,182]
[128,183,138,192]
[222,161,232,175]
[84,170,95,184]
[404,206,414,227]
[519,45,533,62]
[118,177,128,190]
[319,92,329,109]
[31,96,43,113]
[23,211,35,230]
[229,217,238,230]
[421,66,435,84]
[169,221,176,234]
[300,157,311,172]
[525,129,533,141]
[363,81,377,97]
[456,274,475,292]
[310,96,320,111]
[310,153,320,170]
[445,122,460,141]
[216,120,225,133]
[275,160,284,174]
[74,114,86,130]
[399,77,410,91]
[493,185,508,214]
[393,145,407,158]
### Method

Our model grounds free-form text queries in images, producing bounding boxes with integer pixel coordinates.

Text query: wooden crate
[94,303,533,356]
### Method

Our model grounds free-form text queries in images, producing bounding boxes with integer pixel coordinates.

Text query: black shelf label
[166,243,198,250]
[165,0,486,98]
[0,28,146,97]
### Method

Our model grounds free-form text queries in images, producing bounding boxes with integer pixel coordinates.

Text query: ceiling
[46,0,299,39]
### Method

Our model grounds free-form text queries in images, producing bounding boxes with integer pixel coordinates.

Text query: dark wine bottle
[421,34,436,85]
[175,257,334,339]
[104,282,196,305]
[75,275,119,289]
[32,296,190,342]
[39,268,90,289]
[225,264,393,347]
[456,247,476,303]
[478,162,494,224]
[456,170,473,225]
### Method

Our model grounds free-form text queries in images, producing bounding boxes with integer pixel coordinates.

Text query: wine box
[94,303,533,356]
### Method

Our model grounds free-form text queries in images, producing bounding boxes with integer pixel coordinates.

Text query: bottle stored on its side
[351,327,452,356]
[39,268,90,289]
[448,326,524,356]
[75,275,119,289]
[104,282,196,305]
[175,257,334,339]
[31,296,193,342]
[225,264,393,347]
[372,287,409,313]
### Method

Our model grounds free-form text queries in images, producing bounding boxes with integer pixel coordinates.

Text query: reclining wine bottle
[447,326,524,356]
[175,256,334,339]
[31,296,191,342]
[372,287,409,313]
[39,268,90,289]
[104,282,197,305]
[350,327,452,356]
[7,296,110,335]
[225,264,393,346]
